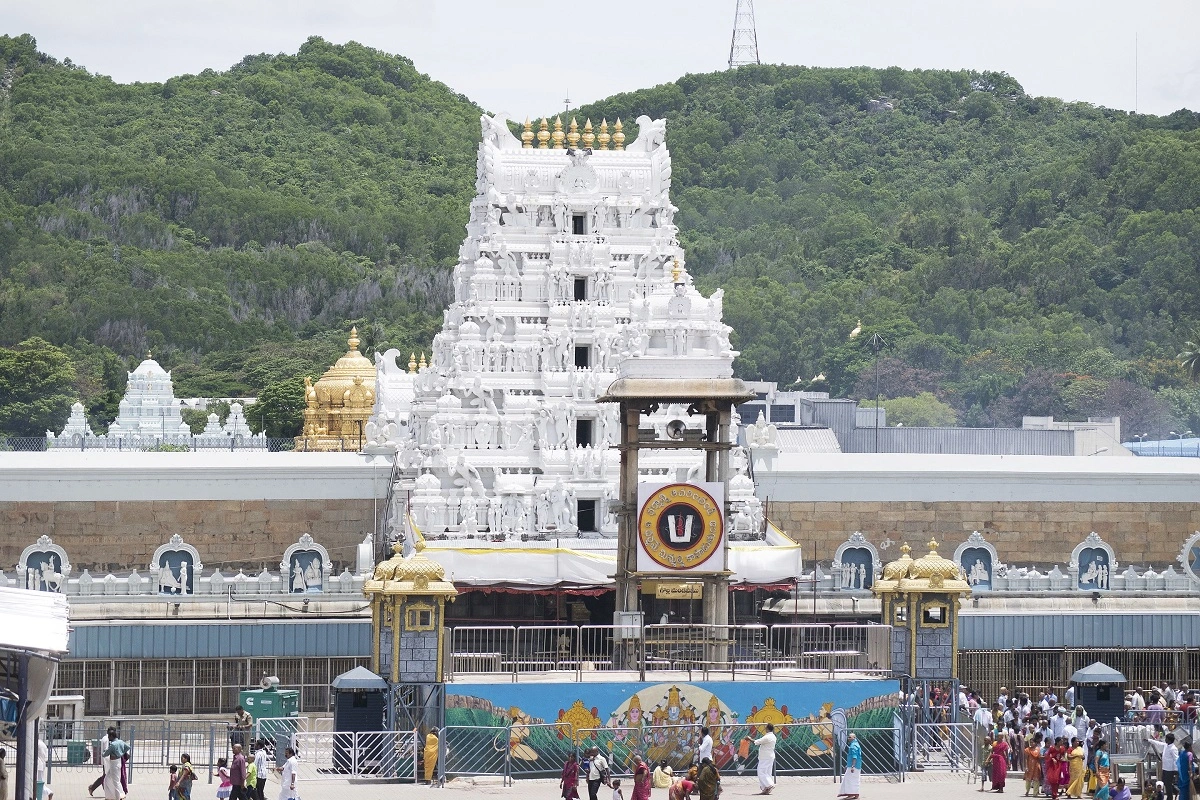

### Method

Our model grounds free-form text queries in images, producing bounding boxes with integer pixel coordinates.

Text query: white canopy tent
[0,586,70,800]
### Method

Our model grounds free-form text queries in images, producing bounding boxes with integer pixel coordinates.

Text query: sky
[4,0,1198,117]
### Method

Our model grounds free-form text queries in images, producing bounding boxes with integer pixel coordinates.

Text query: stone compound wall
[0,452,388,574]
[0,498,376,573]
[771,500,1200,566]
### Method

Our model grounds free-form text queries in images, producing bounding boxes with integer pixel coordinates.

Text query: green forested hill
[2,33,1200,438]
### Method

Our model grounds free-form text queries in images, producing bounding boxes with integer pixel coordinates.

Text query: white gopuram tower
[366,114,760,547]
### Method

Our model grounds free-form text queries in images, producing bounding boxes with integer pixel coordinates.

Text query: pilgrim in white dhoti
[838,732,862,799]
[754,723,777,794]
[102,731,129,800]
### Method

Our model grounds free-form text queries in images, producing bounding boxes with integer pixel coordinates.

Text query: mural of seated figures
[281,533,332,593]
[832,531,878,590]
[953,531,999,591]
[1071,532,1116,591]
[18,535,71,592]
[151,534,202,595]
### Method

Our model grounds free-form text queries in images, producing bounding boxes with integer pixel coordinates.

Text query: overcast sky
[6,0,1198,117]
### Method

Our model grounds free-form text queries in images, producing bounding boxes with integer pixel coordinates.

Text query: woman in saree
[1024,732,1044,797]
[1045,738,1064,800]
[559,751,580,800]
[1093,740,1111,800]
[1066,738,1086,798]
[991,733,1010,793]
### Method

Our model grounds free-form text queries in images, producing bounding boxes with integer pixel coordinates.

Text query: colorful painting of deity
[444,679,899,779]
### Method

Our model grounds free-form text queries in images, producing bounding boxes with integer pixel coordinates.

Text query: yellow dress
[1066,746,1085,798]
[424,732,439,783]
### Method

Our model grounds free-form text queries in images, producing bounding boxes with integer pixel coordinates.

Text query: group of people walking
[558,723,780,800]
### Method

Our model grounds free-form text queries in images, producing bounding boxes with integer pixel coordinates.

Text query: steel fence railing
[253,716,307,745]
[505,722,578,780]
[442,724,511,783]
[282,730,419,782]
[910,721,977,774]
[841,723,906,781]
[445,623,894,682]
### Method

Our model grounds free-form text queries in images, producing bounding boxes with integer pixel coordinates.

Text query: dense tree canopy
[2,34,1199,438]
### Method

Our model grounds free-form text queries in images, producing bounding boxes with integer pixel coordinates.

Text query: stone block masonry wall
[772,500,1200,565]
[0,498,376,573]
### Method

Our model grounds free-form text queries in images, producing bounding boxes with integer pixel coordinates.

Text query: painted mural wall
[445,679,899,778]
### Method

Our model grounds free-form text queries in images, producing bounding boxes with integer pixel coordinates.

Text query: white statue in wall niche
[460,489,481,534]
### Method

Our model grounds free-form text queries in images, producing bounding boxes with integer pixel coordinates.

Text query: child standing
[610,778,623,800]
[216,758,232,800]
[167,765,179,800]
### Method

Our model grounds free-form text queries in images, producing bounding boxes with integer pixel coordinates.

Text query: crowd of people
[557,723,780,800]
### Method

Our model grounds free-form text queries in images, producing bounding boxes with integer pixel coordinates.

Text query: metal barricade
[442,724,511,783]
[642,625,708,678]
[911,721,977,773]
[577,625,622,675]
[448,626,516,678]
[842,723,906,781]
[513,626,576,674]
[352,731,418,780]
[726,624,771,678]
[769,624,834,679]
[832,625,893,676]
[506,722,578,780]
[287,731,337,781]
[253,716,308,744]
[576,724,703,776]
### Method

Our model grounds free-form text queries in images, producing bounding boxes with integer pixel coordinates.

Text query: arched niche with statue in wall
[954,531,1000,591]
[151,534,202,595]
[832,531,879,591]
[281,533,332,594]
[1070,532,1117,591]
[18,535,71,592]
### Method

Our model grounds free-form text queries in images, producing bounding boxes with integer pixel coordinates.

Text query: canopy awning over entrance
[422,539,803,592]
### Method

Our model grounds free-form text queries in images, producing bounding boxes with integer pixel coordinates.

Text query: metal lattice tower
[728,0,761,68]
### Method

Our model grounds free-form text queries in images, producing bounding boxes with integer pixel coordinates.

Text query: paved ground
[45,768,980,799]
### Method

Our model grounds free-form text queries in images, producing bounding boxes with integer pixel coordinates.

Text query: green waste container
[67,740,89,764]
[237,688,300,721]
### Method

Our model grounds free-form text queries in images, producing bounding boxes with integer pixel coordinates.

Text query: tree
[0,338,78,437]
[864,392,958,427]
[1178,330,1200,381]
[850,357,946,402]
[247,377,306,438]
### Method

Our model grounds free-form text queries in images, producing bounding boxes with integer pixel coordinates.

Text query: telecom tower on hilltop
[728,0,761,68]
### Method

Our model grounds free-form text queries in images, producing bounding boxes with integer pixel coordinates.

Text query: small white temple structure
[108,354,189,439]
[362,113,786,587]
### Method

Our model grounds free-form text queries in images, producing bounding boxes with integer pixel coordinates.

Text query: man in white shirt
[1131,688,1146,712]
[1162,734,1179,800]
[1050,708,1067,739]
[252,740,269,800]
[998,688,1010,708]
[973,704,992,733]
[1063,720,1078,744]
[1064,685,1076,709]
[698,728,713,763]
[754,723,777,795]
[587,748,609,800]
[277,747,298,800]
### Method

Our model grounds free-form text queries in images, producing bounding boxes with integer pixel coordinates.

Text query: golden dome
[882,543,914,581]
[296,327,377,451]
[908,539,961,581]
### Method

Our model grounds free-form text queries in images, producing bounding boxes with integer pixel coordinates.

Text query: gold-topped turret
[672,258,683,283]
[294,326,376,452]
[419,352,427,370]
[582,118,595,149]
[613,118,625,150]
[521,117,534,148]
[597,119,610,150]
[537,118,550,149]
[567,117,580,149]
[551,116,566,149]
[408,352,417,373]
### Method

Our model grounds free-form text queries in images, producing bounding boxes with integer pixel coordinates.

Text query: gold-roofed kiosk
[363,541,456,731]
[295,327,376,451]
[873,540,970,679]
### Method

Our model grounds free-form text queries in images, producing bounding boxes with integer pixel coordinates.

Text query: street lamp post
[849,322,887,452]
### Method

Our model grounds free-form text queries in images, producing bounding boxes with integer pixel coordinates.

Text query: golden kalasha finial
[613,118,625,150]
[537,118,550,149]
[408,352,417,373]
[551,116,565,149]
[419,352,427,370]
[348,326,360,351]
[521,117,534,149]
[672,258,682,283]
[582,118,595,149]
[567,117,580,149]
[146,350,153,360]
[597,119,610,150]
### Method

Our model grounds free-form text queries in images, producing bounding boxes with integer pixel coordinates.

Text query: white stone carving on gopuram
[365,114,761,543]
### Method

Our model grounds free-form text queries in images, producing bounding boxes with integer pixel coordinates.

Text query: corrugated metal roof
[775,427,843,454]
[960,614,1200,650]
[68,621,372,659]
[845,427,1074,455]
